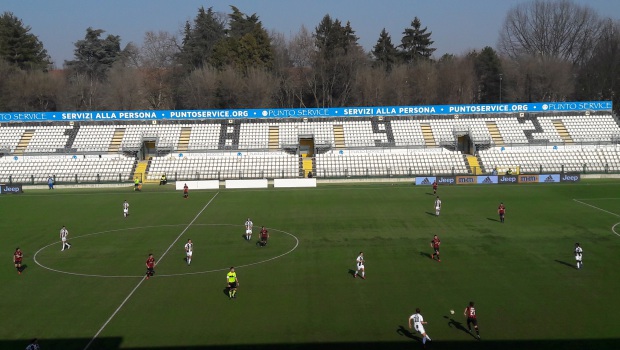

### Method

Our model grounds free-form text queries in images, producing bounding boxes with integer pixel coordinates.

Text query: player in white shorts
[354,252,365,279]
[434,196,442,216]
[409,308,431,346]
[123,200,129,218]
[245,218,253,241]
[60,225,71,251]
[184,239,193,265]
[575,242,583,269]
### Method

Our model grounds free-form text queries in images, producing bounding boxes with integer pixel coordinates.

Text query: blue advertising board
[0,101,612,123]
[477,175,498,184]
[415,176,436,185]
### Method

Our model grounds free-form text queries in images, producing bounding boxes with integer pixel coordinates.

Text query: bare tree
[2,69,65,111]
[241,67,279,108]
[436,55,477,104]
[138,31,180,109]
[288,25,314,68]
[498,0,603,65]
[179,66,218,109]
[351,65,388,106]
[503,55,574,102]
[103,62,144,110]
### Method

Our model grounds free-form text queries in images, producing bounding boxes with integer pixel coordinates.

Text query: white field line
[34,224,299,278]
[82,192,219,350]
[572,199,620,218]
[572,198,620,238]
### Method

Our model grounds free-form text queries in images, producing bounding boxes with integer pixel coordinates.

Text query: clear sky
[4,0,620,67]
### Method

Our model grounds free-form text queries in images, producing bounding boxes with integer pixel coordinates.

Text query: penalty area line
[82,191,220,350]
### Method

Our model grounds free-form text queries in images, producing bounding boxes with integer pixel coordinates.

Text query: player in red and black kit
[145,253,155,279]
[498,202,506,223]
[430,235,441,262]
[432,181,438,195]
[13,247,23,275]
[258,226,269,247]
[183,183,189,199]
[464,301,480,340]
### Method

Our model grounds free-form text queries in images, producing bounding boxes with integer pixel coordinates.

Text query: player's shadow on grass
[554,259,576,269]
[419,251,432,260]
[486,217,500,222]
[396,325,420,343]
[19,264,28,273]
[425,212,436,216]
[445,315,476,339]
[348,269,356,277]
[426,192,435,196]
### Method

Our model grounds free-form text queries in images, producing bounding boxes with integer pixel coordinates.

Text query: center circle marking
[33,224,299,278]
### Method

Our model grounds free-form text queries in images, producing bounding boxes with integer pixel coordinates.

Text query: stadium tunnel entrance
[139,139,157,160]
[457,134,475,155]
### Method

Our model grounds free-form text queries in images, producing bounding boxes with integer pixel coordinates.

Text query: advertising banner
[415,176,436,186]
[456,176,477,185]
[477,175,498,184]
[0,101,612,123]
[539,174,560,183]
[436,176,455,185]
[560,173,581,182]
[498,175,518,184]
[518,175,539,183]
[0,183,23,194]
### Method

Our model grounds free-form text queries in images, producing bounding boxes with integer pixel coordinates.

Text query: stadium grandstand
[0,101,618,185]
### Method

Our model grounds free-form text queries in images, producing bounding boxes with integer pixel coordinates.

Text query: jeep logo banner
[560,173,581,182]
[436,176,455,185]
[415,177,436,186]
[498,175,518,184]
[0,183,23,194]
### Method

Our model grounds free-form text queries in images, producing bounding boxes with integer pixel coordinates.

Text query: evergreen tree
[0,12,50,70]
[312,15,363,107]
[372,28,399,71]
[65,27,122,81]
[178,6,226,70]
[211,6,274,71]
[400,17,436,63]
[473,46,503,103]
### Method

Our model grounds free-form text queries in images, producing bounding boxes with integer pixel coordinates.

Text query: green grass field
[2,181,620,350]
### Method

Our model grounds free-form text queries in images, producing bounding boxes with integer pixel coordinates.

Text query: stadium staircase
[301,156,314,177]
[268,126,279,149]
[108,128,126,152]
[177,127,192,151]
[552,120,574,144]
[421,123,436,147]
[485,121,504,146]
[133,160,153,183]
[14,129,35,155]
[466,155,481,175]
[333,125,345,148]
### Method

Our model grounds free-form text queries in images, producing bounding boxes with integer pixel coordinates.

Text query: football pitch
[2,181,620,350]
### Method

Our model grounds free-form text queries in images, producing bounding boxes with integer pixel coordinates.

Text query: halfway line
[82,192,220,350]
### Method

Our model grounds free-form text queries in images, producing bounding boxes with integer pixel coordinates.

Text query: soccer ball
[450,310,455,315]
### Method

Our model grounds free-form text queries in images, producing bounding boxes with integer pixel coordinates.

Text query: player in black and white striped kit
[123,200,129,218]
[184,239,193,266]
[60,225,71,251]
[575,242,583,269]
